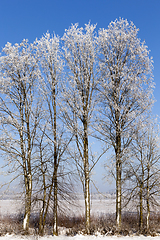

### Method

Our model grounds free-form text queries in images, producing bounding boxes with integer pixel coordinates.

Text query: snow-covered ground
[0,198,116,216]
[60,199,116,216]
[0,234,160,240]
[0,200,22,215]
[0,197,159,239]
[0,192,140,217]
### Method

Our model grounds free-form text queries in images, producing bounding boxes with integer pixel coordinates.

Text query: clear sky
[0,0,160,192]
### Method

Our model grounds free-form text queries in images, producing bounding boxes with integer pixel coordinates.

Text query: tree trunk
[53,167,58,235]
[146,194,150,231]
[38,160,46,236]
[84,118,90,234]
[139,182,143,232]
[39,209,44,236]
[84,166,90,234]
[53,87,58,236]
[23,174,32,232]
[40,173,55,235]
[115,110,121,230]
[23,98,33,232]
[116,159,121,230]
[146,167,150,231]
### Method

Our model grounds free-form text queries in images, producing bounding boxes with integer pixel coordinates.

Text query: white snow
[0,198,116,217]
[0,200,22,215]
[0,234,160,240]
[23,213,28,230]
[0,198,159,239]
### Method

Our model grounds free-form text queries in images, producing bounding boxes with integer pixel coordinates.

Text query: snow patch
[23,213,28,230]
[1,234,160,240]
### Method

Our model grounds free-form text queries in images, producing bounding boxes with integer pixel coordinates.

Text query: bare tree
[128,127,146,232]
[145,122,160,230]
[97,18,154,229]
[35,33,72,235]
[33,126,52,236]
[33,124,73,236]
[126,119,160,232]
[0,40,41,232]
[62,23,99,234]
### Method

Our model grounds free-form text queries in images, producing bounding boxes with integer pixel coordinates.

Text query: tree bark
[38,140,47,236]
[115,109,122,230]
[139,182,143,232]
[146,165,150,231]
[116,159,121,230]
[53,167,58,235]
[23,173,32,232]
[146,191,150,231]
[84,118,90,234]
[53,86,58,236]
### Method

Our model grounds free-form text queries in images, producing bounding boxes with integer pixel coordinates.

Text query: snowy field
[0,197,116,217]
[0,197,139,217]
[1,234,160,240]
[0,200,22,216]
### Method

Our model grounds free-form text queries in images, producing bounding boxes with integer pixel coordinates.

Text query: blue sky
[0,0,160,192]
[0,0,159,113]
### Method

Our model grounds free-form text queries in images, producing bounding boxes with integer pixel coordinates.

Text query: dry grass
[0,211,160,236]
[0,214,23,236]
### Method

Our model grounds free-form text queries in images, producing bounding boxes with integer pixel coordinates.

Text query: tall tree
[0,40,41,232]
[97,18,154,229]
[145,123,160,231]
[128,127,146,232]
[35,32,72,235]
[62,23,98,234]
[126,119,160,232]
